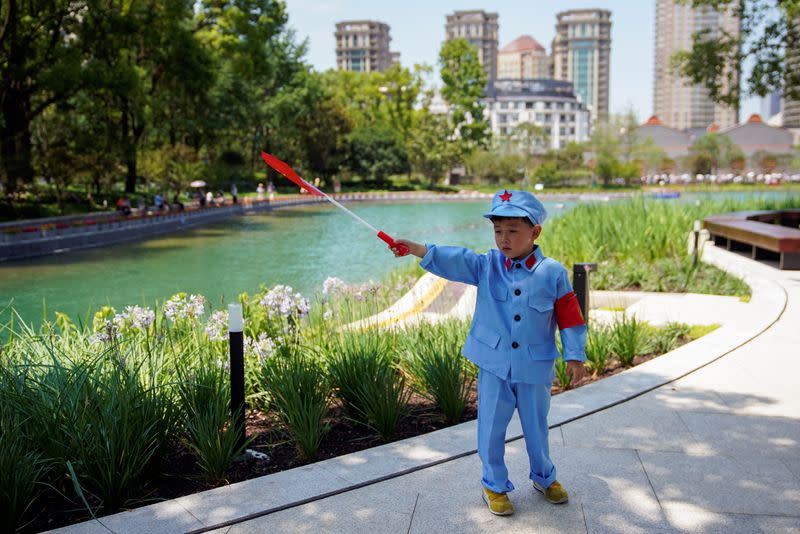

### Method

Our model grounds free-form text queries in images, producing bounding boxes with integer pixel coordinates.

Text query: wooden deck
[704,210,800,270]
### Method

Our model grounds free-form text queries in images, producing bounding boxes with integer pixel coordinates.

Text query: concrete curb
[50,244,786,534]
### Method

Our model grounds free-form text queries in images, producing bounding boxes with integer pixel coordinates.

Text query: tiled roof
[500,35,546,53]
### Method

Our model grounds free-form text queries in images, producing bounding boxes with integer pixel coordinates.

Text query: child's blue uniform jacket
[420,244,587,385]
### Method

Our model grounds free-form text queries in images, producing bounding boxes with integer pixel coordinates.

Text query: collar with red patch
[504,247,542,271]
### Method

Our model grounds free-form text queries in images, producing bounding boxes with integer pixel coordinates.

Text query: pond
[0,200,576,325]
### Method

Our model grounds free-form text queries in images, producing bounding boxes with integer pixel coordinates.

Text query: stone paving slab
[560,403,700,453]
[661,506,800,534]
[639,450,800,517]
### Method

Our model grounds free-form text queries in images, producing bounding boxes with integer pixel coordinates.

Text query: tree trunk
[0,85,35,194]
[121,100,137,193]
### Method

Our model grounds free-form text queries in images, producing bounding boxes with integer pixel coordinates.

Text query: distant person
[154,193,164,211]
[333,178,341,194]
[116,196,132,216]
[206,190,214,206]
[257,182,266,201]
[172,192,185,211]
[198,190,206,207]
[231,183,238,204]
[267,180,275,200]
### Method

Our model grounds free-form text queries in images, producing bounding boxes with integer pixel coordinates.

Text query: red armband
[554,291,585,329]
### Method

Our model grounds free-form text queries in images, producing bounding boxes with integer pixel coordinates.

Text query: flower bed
[3,277,713,533]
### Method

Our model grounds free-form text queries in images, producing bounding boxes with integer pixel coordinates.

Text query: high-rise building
[445,10,499,85]
[761,90,783,120]
[552,9,612,122]
[782,16,800,128]
[653,0,739,130]
[498,36,550,80]
[335,20,395,73]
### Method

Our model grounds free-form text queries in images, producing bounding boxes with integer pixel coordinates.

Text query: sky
[284,0,762,121]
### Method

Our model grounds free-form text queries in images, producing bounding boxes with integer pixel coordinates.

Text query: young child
[392,189,587,516]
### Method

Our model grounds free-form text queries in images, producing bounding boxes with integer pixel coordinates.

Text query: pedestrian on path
[391,189,587,517]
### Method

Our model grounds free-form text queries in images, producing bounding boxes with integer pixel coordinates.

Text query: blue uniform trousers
[478,369,556,493]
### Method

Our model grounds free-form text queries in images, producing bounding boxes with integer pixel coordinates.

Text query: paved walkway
[54,246,800,533]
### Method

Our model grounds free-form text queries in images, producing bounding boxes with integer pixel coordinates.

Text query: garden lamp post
[573,263,598,325]
[693,220,702,267]
[228,303,246,451]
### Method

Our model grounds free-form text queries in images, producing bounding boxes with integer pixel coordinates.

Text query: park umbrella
[260,152,409,256]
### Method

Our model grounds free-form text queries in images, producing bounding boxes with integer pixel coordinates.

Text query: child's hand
[566,360,586,383]
[391,239,425,258]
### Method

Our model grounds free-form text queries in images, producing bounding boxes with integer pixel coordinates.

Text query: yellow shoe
[533,480,569,504]
[482,487,515,516]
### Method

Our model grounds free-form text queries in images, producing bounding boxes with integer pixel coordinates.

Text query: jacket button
[515,263,522,269]
[512,341,519,349]
[514,315,521,321]
[514,289,521,296]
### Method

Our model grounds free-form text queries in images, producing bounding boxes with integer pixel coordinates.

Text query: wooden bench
[704,210,800,270]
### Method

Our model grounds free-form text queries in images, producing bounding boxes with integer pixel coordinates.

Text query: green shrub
[554,357,573,390]
[651,322,691,354]
[611,314,651,367]
[0,411,48,532]
[177,359,249,483]
[256,347,330,460]
[325,330,396,423]
[401,319,475,423]
[585,324,613,376]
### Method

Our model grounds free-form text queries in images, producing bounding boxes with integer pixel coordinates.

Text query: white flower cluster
[352,280,380,302]
[322,305,333,321]
[113,305,155,332]
[163,293,206,322]
[205,310,228,341]
[90,321,118,344]
[322,277,347,296]
[259,285,310,319]
[321,277,382,302]
[246,333,277,365]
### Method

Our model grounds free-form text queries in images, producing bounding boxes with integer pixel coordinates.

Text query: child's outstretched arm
[391,239,426,258]
[391,239,485,286]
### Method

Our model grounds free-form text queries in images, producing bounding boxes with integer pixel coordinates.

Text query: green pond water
[0,201,574,325]
[2,190,795,326]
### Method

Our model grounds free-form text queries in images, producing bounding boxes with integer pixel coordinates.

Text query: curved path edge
[49,244,787,534]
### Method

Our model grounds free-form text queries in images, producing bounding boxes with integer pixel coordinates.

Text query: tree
[346,124,409,185]
[406,111,460,185]
[671,0,800,107]
[689,132,744,174]
[506,123,549,157]
[439,38,490,153]
[0,1,87,193]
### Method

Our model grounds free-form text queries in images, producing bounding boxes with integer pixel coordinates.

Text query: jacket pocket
[528,295,554,313]
[528,342,560,361]
[472,324,501,349]
[490,283,508,301]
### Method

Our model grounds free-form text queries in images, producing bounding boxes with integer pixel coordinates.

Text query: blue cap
[483,189,547,225]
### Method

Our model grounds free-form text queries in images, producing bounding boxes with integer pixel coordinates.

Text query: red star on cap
[499,190,512,202]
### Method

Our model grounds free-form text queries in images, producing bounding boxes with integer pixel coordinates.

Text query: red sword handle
[377,231,410,256]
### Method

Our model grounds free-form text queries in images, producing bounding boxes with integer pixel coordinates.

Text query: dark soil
[25,347,677,533]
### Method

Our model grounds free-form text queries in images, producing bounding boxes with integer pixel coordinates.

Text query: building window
[526,101,534,109]
[500,102,508,110]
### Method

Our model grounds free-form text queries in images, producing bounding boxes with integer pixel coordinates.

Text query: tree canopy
[672,0,800,107]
